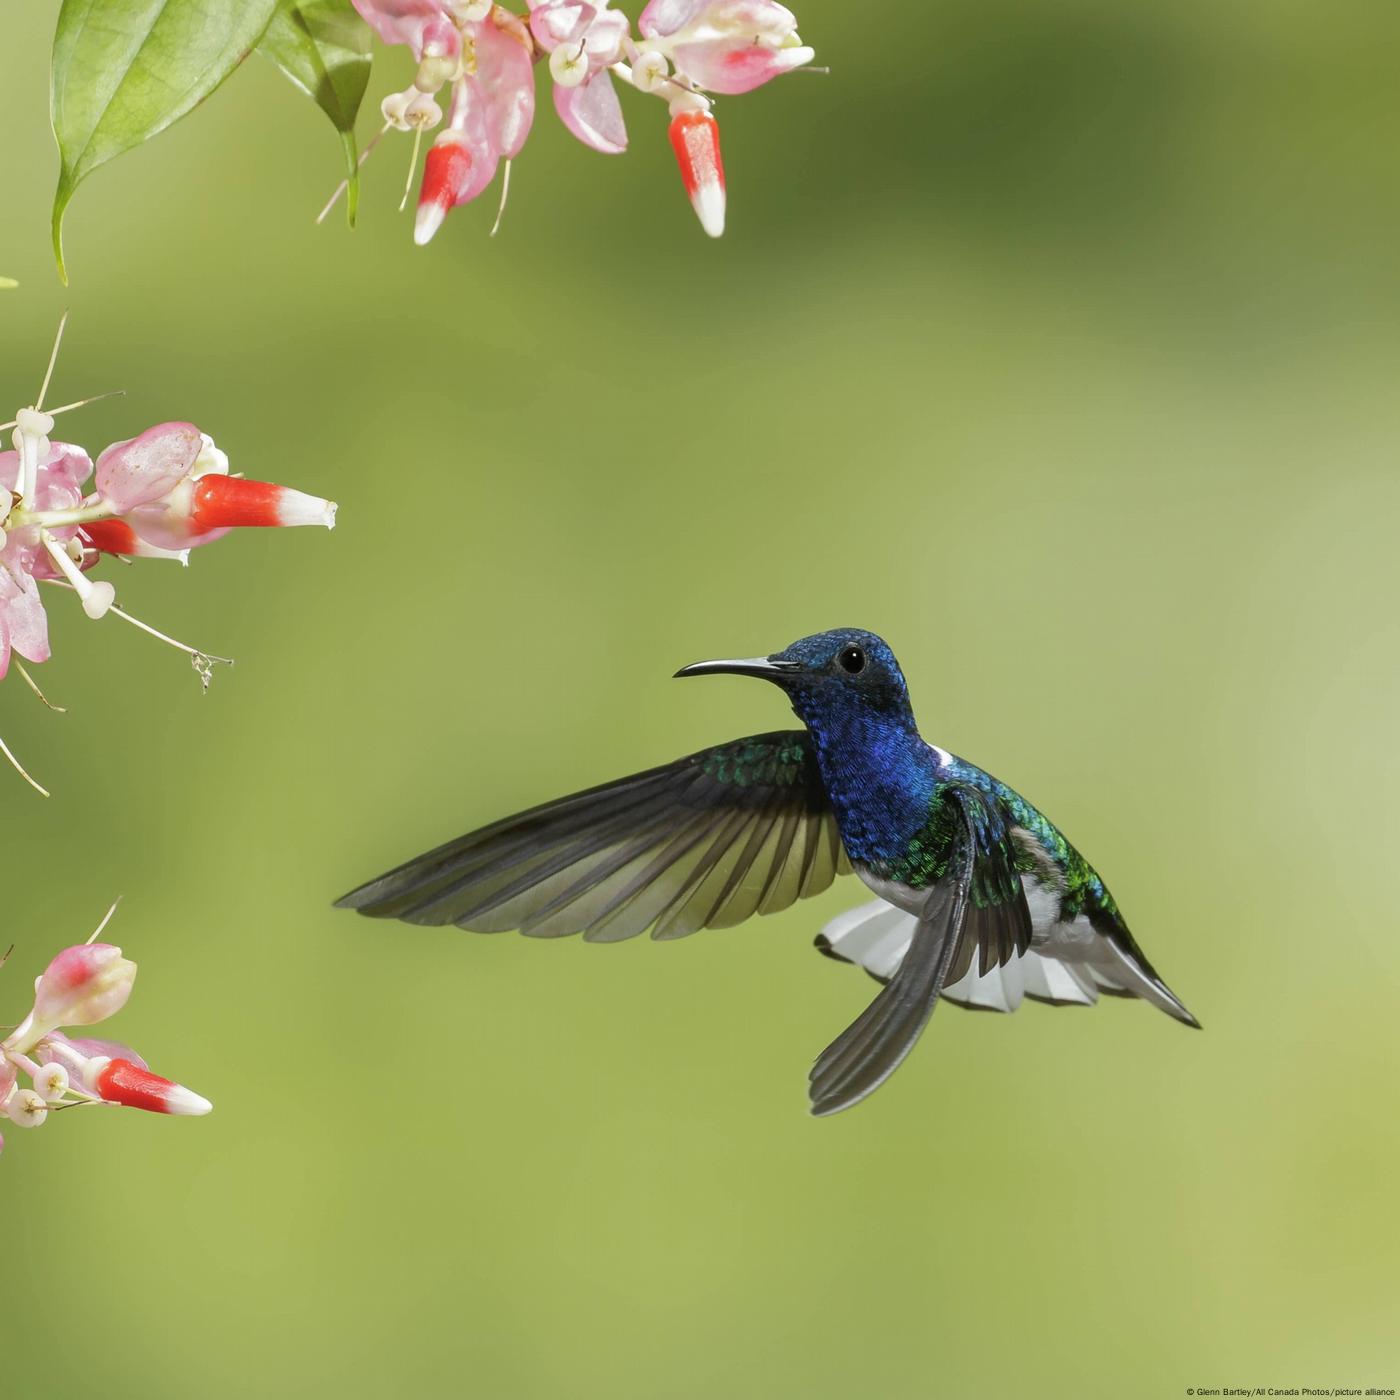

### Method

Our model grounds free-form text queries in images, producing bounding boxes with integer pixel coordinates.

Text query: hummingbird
[336,628,1198,1115]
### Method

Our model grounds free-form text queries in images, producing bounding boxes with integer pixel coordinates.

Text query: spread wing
[336,731,850,942]
[808,783,1032,1116]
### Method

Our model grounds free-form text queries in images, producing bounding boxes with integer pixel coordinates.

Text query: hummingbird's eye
[837,645,866,675]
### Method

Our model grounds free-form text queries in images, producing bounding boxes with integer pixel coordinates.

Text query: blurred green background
[3,2,1398,1396]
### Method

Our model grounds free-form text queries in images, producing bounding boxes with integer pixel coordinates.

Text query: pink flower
[414,10,537,243]
[95,424,337,550]
[30,944,137,1037]
[1,325,340,796]
[637,0,812,94]
[345,0,814,239]
[92,421,204,513]
[0,561,50,680]
[0,918,212,1157]
[529,0,630,153]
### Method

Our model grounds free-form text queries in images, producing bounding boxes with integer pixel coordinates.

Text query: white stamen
[13,421,42,507]
[86,898,121,946]
[0,389,125,435]
[13,659,66,712]
[0,731,51,797]
[489,160,513,239]
[400,123,427,213]
[42,531,114,618]
[105,603,234,680]
[35,311,69,412]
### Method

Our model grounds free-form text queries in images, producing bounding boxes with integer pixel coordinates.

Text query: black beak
[673,655,802,681]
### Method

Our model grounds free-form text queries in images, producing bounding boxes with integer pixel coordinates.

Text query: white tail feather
[818,897,1121,1013]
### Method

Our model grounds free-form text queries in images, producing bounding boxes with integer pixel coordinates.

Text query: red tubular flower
[668,107,725,238]
[80,518,188,561]
[417,137,476,246]
[92,1058,211,1116]
[189,475,338,531]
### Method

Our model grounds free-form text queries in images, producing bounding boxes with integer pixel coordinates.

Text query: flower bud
[668,108,726,237]
[91,1058,212,1116]
[21,944,137,1047]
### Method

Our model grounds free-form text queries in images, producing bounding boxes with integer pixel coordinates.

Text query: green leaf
[258,0,372,226]
[50,0,280,283]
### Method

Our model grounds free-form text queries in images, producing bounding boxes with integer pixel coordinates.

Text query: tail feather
[817,897,1197,1025]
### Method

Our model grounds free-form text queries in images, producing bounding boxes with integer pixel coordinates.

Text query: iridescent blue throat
[786,684,937,867]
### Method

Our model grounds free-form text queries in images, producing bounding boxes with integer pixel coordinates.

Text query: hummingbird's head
[674,628,916,734]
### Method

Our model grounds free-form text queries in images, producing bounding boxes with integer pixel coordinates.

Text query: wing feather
[336,731,848,943]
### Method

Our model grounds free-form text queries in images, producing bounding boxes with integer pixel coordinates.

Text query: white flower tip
[82,580,116,620]
[277,487,337,529]
[414,201,448,246]
[164,1083,213,1116]
[693,185,726,238]
[16,408,55,437]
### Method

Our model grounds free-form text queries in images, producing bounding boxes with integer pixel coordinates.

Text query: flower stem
[10,501,119,530]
